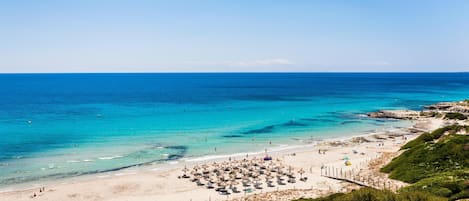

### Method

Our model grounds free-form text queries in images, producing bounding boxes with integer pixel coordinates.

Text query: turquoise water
[0,73,468,186]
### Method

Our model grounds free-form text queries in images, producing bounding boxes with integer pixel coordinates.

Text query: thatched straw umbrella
[298,168,305,178]
[265,175,274,182]
[228,180,239,189]
[182,165,189,176]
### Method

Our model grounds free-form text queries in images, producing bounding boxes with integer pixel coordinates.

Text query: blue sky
[0,0,468,72]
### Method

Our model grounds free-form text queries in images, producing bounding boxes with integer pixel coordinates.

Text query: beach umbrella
[253,172,260,178]
[208,175,217,183]
[182,165,189,175]
[265,175,274,182]
[228,180,239,189]
[298,169,305,178]
[218,181,227,188]
[202,164,209,169]
[253,177,262,186]
[345,160,352,166]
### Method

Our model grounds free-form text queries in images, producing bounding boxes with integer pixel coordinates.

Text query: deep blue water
[0,73,468,186]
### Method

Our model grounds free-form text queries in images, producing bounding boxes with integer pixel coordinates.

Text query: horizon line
[0,71,468,74]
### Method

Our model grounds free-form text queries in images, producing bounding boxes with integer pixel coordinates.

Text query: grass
[383,126,469,183]
[444,113,467,120]
[400,125,465,149]
[400,170,469,200]
[380,125,469,200]
[295,125,469,201]
[294,188,446,201]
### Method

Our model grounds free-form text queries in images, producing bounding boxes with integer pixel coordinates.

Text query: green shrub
[299,125,469,201]
[383,134,469,183]
[401,125,466,149]
[400,170,469,200]
[444,112,467,120]
[293,188,446,201]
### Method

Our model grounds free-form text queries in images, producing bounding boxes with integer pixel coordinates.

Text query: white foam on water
[184,150,265,162]
[98,155,123,160]
[184,143,316,163]
[167,161,178,165]
[66,160,80,163]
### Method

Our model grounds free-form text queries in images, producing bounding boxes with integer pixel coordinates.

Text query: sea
[0,73,468,187]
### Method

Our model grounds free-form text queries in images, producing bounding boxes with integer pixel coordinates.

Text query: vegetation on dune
[381,125,469,200]
[295,125,469,201]
[399,170,469,200]
[400,125,466,149]
[294,188,446,201]
[444,112,467,120]
[383,125,469,182]
[420,111,443,118]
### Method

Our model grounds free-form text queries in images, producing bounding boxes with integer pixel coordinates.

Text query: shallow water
[0,73,468,186]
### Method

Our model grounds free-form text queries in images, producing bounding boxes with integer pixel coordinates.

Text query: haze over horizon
[1,0,468,73]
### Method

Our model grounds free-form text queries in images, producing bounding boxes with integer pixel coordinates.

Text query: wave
[98,155,123,160]
[184,143,308,163]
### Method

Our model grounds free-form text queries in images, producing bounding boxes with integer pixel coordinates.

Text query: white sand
[0,117,443,201]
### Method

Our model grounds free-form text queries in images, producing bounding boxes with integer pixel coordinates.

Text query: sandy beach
[0,115,448,201]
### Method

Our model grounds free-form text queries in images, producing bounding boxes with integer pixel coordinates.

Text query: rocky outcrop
[424,101,469,114]
[367,100,469,121]
[367,110,419,120]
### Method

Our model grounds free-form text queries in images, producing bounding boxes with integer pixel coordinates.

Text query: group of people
[318,149,327,154]
[30,187,45,198]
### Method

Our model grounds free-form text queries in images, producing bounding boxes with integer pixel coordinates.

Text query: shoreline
[0,115,443,200]
[0,119,409,192]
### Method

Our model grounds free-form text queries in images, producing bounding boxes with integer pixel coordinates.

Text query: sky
[0,0,468,73]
